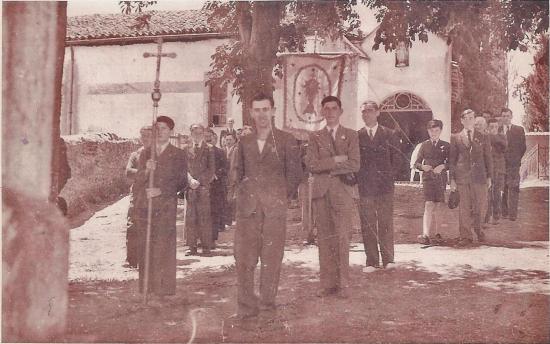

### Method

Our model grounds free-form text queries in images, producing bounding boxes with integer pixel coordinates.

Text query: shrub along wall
[60,133,139,218]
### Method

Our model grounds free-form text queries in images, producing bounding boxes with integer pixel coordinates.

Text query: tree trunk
[2,2,69,341]
[240,1,283,125]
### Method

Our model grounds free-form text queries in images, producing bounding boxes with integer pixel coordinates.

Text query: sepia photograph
[2,0,549,342]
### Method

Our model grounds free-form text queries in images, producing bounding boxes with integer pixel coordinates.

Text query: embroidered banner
[283,54,345,134]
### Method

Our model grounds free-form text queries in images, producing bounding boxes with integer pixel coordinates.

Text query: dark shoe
[185,249,198,256]
[432,233,443,244]
[418,235,430,245]
[201,249,212,257]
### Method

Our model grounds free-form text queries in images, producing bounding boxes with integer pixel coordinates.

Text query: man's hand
[433,164,445,174]
[421,164,433,172]
[146,159,156,173]
[450,179,457,191]
[333,155,348,163]
[189,179,201,190]
[146,187,161,199]
[487,178,492,189]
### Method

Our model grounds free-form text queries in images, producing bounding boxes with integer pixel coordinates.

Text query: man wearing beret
[133,115,188,302]
[184,123,216,256]
[305,95,359,298]
[356,100,401,272]
[233,93,302,320]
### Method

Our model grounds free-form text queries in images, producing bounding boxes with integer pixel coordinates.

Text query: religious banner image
[283,54,345,133]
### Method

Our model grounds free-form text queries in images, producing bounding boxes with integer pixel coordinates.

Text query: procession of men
[124,93,527,319]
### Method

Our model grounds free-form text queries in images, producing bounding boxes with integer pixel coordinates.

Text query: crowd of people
[122,93,526,319]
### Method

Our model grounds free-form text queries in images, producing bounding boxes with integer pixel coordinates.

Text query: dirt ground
[65,185,549,343]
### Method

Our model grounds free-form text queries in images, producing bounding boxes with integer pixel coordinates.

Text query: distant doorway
[378,92,433,181]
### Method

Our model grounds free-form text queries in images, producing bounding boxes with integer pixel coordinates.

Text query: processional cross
[142,38,177,305]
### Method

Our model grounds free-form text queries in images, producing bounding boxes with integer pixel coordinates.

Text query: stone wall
[60,133,139,217]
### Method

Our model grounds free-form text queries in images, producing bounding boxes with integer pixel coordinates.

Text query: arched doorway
[378,92,433,181]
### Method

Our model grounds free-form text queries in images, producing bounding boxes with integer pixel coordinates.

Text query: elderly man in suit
[305,95,359,297]
[500,108,526,221]
[357,100,401,272]
[133,116,187,301]
[184,124,216,256]
[205,129,227,243]
[449,109,493,246]
[220,117,237,147]
[233,93,302,320]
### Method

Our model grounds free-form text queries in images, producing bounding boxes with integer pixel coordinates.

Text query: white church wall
[62,38,231,138]
[360,32,452,141]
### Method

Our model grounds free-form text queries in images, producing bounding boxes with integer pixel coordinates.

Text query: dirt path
[66,185,549,343]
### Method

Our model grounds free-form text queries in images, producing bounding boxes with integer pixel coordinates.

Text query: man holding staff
[133,115,187,302]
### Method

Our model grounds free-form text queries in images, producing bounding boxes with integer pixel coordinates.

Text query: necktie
[432,140,437,148]
[329,128,337,151]
[369,128,374,139]
[467,130,472,146]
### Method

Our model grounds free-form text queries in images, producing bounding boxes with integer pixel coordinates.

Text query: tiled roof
[66,9,220,41]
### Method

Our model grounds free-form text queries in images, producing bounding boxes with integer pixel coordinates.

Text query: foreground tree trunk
[2,2,69,341]
[239,1,283,125]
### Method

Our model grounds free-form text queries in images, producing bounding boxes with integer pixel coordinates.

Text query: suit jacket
[504,124,526,167]
[449,129,493,184]
[413,139,450,181]
[211,145,227,185]
[220,128,238,146]
[225,144,239,190]
[235,128,303,218]
[183,141,215,187]
[305,125,360,200]
[489,133,507,176]
[356,125,400,197]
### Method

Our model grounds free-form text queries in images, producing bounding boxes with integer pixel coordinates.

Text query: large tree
[515,34,549,132]
[204,0,360,124]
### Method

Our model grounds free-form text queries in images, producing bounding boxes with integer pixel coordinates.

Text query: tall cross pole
[142,38,176,305]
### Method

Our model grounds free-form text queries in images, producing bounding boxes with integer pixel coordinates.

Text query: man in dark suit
[305,95,359,298]
[500,108,526,221]
[133,116,187,301]
[449,109,493,246]
[219,117,237,147]
[205,129,227,243]
[183,124,216,256]
[233,93,302,320]
[356,100,401,272]
[485,118,507,224]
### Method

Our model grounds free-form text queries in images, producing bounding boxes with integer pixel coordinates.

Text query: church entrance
[378,92,433,181]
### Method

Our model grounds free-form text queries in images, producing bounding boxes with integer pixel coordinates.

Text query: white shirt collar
[325,124,340,138]
[364,123,379,136]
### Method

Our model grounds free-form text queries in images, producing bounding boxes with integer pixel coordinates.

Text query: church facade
[62,9,454,166]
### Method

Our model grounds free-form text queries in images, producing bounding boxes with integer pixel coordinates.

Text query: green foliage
[516,35,549,132]
[203,1,361,123]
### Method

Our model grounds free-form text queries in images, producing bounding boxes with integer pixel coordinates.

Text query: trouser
[502,165,520,219]
[457,182,487,240]
[185,187,213,251]
[486,172,505,221]
[234,207,286,317]
[312,190,353,291]
[422,201,442,237]
[359,192,394,267]
[210,181,226,240]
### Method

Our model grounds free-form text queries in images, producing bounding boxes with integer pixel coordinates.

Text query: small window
[209,81,227,126]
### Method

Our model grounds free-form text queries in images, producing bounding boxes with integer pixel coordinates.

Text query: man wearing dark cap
[356,100,401,272]
[133,115,188,301]
[449,109,493,246]
[305,95,359,298]
[184,123,216,256]
[413,119,450,245]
